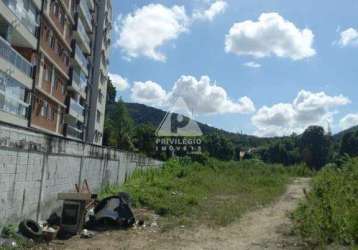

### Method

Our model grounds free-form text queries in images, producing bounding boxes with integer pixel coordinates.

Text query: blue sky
[108,0,358,137]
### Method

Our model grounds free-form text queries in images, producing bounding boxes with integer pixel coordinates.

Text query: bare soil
[41,178,311,250]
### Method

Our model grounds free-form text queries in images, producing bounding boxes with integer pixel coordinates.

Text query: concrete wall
[0,123,162,226]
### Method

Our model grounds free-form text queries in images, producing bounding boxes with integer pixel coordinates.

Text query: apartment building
[86,0,111,145]
[0,0,112,145]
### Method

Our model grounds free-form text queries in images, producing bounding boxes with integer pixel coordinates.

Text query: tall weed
[292,158,358,247]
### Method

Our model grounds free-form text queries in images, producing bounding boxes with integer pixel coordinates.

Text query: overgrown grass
[101,158,310,228]
[0,224,33,250]
[292,157,358,248]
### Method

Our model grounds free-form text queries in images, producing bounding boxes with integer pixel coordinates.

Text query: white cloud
[338,28,358,47]
[169,75,255,114]
[243,61,261,68]
[225,12,316,60]
[115,4,189,62]
[340,114,358,130]
[130,75,255,115]
[252,90,350,137]
[115,2,228,61]
[193,0,228,21]
[131,81,168,106]
[108,73,129,91]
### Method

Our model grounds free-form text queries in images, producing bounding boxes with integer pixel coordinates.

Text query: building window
[58,10,65,27]
[98,91,103,104]
[52,2,59,16]
[64,53,69,66]
[59,109,64,124]
[47,105,52,120]
[53,76,58,89]
[57,43,63,57]
[61,83,66,95]
[50,36,56,49]
[96,110,101,123]
[49,106,55,121]
[44,63,52,82]
[44,25,50,41]
[41,100,49,117]
[60,11,65,27]
[43,64,48,81]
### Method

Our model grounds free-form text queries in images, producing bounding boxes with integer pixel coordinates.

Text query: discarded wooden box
[58,192,92,201]
[57,192,93,234]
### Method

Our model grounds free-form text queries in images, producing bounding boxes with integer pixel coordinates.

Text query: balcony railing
[0,36,33,77]
[0,89,28,118]
[72,69,87,91]
[74,45,88,69]
[77,19,90,46]
[88,0,94,10]
[70,98,84,117]
[3,0,39,34]
[79,0,92,27]
[66,124,83,140]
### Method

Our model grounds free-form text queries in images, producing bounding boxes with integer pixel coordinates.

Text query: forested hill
[333,125,358,141]
[106,101,356,148]
[123,102,272,148]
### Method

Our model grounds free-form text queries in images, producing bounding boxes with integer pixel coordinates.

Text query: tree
[204,133,235,161]
[340,131,358,157]
[103,99,134,150]
[300,126,332,170]
[257,136,301,166]
[106,79,116,105]
[132,124,156,156]
[103,119,116,146]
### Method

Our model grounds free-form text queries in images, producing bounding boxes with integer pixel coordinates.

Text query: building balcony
[74,45,89,75]
[65,124,83,141]
[69,69,87,97]
[33,0,41,9]
[74,19,91,54]
[88,0,94,11]
[0,35,33,88]
[95,110,103,131]
[61,0,71,12]
[79,0,92,32]
[0,91,28,117]
[58,0,74,24]
[66,98,84,123]
[0,69,30,127]
[0,81,29,120]
[100,60,108,76]
[0,0,39,49]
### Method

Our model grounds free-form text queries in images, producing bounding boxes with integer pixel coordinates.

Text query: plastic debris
[0,238,17,248]
[93,193,135,228]
[80,229,95,239]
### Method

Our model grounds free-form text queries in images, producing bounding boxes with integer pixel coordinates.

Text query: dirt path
[51,178,310,250]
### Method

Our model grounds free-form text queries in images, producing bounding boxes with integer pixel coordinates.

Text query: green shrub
[0,224,33,249]
[292,158,358,247]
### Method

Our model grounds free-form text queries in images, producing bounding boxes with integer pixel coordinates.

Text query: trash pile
[0,180,136,247]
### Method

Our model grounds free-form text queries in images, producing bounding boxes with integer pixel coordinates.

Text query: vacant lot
[33,159,312,249]
[101,159,307,228]
[52,178,311,250]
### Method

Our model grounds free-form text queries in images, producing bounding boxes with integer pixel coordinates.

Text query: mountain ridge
[124,102,274,148]
[106,101,355,149]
